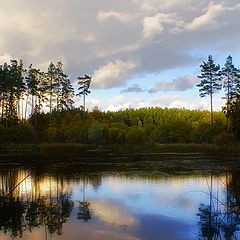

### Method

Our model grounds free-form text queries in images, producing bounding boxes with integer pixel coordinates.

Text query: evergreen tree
[55,62,75,111]
[77,75,91,111]
[46,62,57,114]
[25,64,40,118]
[197,55,221,125]
[59,76,75,110]
[221,55,239,132]
[55,61,64,112]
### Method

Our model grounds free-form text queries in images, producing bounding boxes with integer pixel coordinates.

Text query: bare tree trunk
[25,94,29,120]
[21,98,24,122]
[1,98,4,122]
[210,92,213,126]
[0,106,1,122]
[226,75,230,133]
[17,98,20,120]
[31,94,34,116]
[83,94,86,111]
[50,93,52,114]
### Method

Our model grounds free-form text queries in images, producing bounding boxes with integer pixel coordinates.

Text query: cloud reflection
[92,199,137,226]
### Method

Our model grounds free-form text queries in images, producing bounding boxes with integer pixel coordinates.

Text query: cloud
[103,94,201,111]
[0,0,237,77]
[80,33,96,43]
[0,0,240,114]
[120,84,145,93]
[143,15,164,38]
[143,13,184,38]
[104,95,150,111]
[97,11,132,22]
[92,60,136,88]
[149,75,198,93]
[186,2,225,30]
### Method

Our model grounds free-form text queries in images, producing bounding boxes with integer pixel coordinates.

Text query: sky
[1,0,240,111]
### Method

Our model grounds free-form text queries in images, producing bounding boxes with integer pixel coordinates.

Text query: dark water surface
[0,153,240,240]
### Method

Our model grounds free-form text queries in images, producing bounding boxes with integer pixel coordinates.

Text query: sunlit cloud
[0,0,239,110]
[92,60,136,88]
[186,2,225,30]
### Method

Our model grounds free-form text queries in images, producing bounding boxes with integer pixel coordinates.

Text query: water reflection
[0,166,240,239]
[77,180,91,222]
[197,172,240,239]
[0,170,75,239]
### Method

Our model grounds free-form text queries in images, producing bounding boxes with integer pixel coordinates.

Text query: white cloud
[92,60,136,88]
[186,2,225,30]
[143,13,184,38]
[103,95,150,111]
[0,0,239,111]
[97,11,132,23]
[90,91,225,112]
[143,15,164,38]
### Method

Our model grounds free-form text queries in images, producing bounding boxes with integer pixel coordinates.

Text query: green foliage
[2,54,240,147]
[126,126,145,145]
[109,127,126,144]
[88,121,108,145]
[150,120,191,143]
[0,124,35,143]
[197,55,221,125]
[76,75,92,111]
[213,132,236,145]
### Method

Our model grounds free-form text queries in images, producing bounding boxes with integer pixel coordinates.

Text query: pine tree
[197,55,221,125]
[77,75,91,111]
[59,75,75,110]
[221,55,239,132]
[25,64,40,118]
[46,62,57,114]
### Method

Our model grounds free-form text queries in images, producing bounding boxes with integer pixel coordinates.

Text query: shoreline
[0,143,239,176]
[0,142,239,156]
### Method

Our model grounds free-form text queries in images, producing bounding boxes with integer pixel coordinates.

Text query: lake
[0,153,239,240]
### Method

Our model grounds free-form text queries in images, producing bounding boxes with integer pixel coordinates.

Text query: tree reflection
[0,170,74,238]
[77,178,91,222]
[0,168,105,238]
[0,196,25,238]
[198,172,240,240]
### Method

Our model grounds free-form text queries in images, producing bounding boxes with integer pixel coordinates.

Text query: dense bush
[0,124,35,143]
[126,126,145,144]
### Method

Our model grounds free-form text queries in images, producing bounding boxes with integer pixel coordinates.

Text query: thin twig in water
[4,171,32,198]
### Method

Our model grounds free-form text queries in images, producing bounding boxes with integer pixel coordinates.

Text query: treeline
[0,107,229,145]
[0,59,91,127]
[1,56,240,145]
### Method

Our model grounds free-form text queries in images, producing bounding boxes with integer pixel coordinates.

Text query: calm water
[0,154,239,240]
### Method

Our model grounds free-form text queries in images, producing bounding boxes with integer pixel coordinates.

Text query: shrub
[126,126,145,145]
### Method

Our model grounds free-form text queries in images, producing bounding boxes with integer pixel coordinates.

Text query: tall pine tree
[197,55,221,125]
[221,55,239,132]
[77,75,91,111]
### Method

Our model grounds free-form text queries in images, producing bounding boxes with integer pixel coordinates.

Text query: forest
[0,55,240,145]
